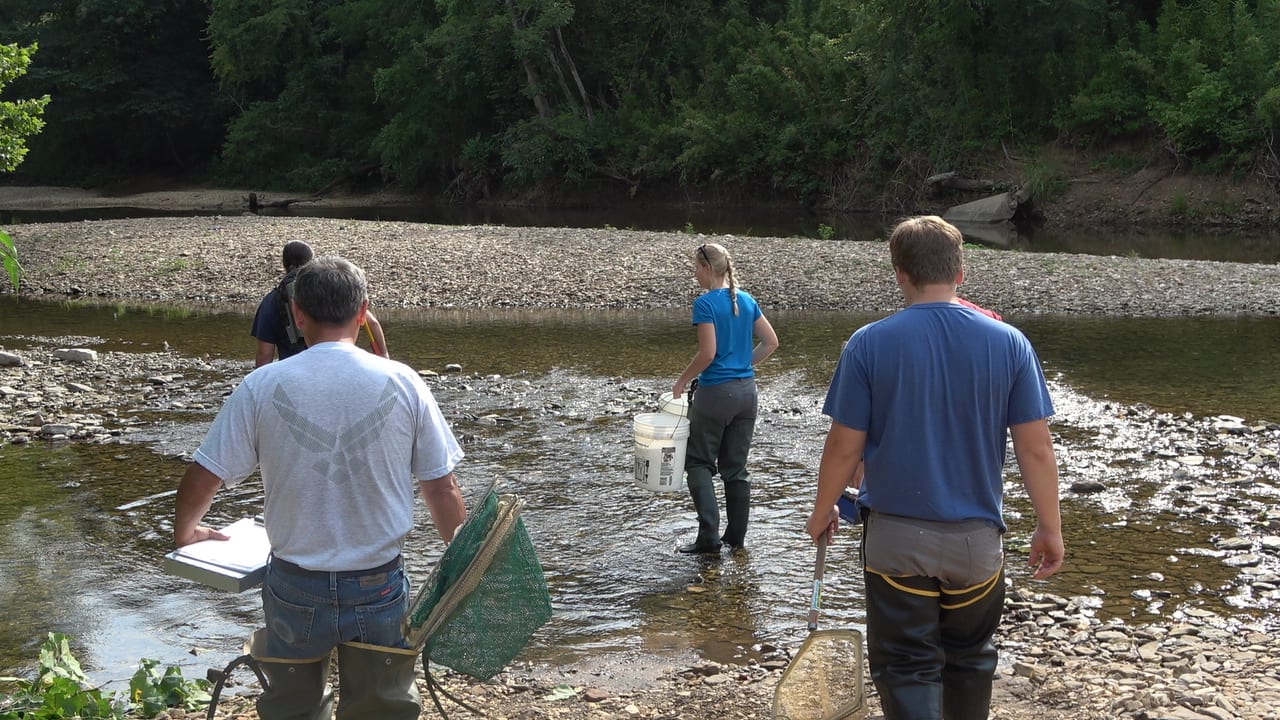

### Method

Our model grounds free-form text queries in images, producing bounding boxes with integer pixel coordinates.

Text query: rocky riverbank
[3,215,1280,720]
[3,215,1279,316]
[3,342,1279,720]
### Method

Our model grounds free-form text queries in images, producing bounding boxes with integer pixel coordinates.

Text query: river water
[2,295,1278,690]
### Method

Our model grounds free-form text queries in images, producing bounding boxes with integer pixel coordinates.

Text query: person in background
[251,240,389,367]
[176,256,467,720]
[807,216,1062,719]
[956,296,1002,321]
[672,242,779,554]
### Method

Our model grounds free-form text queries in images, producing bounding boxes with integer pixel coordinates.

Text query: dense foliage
[0,0,226,185]
[2,0,1279,204]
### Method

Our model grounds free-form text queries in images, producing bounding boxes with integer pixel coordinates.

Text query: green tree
[0,0,225,184]
[852,0,1119,161]
[1058,0,1280,171]
[0,41,48,291]
[0,42,47,174]
[209,0,395,190]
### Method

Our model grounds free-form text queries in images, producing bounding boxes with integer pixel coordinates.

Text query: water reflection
[1,297,1278,689]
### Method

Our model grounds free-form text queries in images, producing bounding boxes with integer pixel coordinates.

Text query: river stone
[39,423,77,436]
[1216,537,1253,551]
[0,351,22,366]
[53,348,98,363]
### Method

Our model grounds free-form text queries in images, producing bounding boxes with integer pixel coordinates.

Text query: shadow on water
[1,297,1278,688]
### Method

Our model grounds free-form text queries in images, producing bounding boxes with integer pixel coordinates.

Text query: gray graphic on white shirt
[270,380,400,486]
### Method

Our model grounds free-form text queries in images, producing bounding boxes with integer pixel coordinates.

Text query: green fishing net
[404,483,552,681]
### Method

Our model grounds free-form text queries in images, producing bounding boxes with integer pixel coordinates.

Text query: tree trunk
[556,27,593,122]
[505,0,551,119]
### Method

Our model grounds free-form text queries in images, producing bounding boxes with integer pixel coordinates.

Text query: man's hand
[175,525,231,547]
[806,505,839,544]
[1028,523,1065,579]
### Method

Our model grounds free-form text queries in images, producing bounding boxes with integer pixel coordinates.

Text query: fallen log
[245,163,382,213]
[925,172,1002,193]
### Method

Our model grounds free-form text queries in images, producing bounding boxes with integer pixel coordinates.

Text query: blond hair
[694,242,740,315]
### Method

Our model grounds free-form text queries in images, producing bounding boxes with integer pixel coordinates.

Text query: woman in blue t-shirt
[671,242,779,553]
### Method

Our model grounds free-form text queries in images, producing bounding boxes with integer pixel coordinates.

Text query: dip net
[772,536,867,720]
[771,628,867,720]
[404,481,552,684]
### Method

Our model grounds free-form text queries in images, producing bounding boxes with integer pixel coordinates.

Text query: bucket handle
[669,379,696,438]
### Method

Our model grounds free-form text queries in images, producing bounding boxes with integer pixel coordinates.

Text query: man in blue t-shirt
[806,216,1063,720]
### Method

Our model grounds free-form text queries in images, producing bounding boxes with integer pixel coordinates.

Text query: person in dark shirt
[251,241,388,366]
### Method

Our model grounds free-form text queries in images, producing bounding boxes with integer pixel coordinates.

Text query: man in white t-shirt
[175,256,466,720]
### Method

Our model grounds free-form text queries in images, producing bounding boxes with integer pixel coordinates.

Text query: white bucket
[657,391,688,418]
[633,412,690,493]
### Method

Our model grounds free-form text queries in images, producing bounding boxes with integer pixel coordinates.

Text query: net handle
[807,532,829,632]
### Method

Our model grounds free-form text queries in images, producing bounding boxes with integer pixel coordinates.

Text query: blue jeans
[260,555,410,658]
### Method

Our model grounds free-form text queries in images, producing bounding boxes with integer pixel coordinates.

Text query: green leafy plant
[0,42,49,175]
[0,633,120,718]
[817,223,835,240]
[0,633,210,720]
[128,659,210,716]
[0,230,20,291]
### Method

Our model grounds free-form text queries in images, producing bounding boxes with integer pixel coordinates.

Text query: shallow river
[1,299,1278,689]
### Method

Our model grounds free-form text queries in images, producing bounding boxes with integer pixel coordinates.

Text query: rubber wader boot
[678,475,722,553]
[940,572,1004,720]
[248,630,335,720]
[336,641,421,720]
[719,480,750,549]
[864,575,944,720]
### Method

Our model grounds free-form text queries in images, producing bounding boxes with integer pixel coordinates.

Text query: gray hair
[292,256,368,325]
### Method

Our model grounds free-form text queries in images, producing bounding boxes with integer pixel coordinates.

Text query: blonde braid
[726,261,740,316]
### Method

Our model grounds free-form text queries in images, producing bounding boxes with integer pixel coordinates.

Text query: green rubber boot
[336,642,422,720]
[248,631,335,720]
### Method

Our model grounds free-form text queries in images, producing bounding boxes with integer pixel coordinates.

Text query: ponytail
[726,264,740,316]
